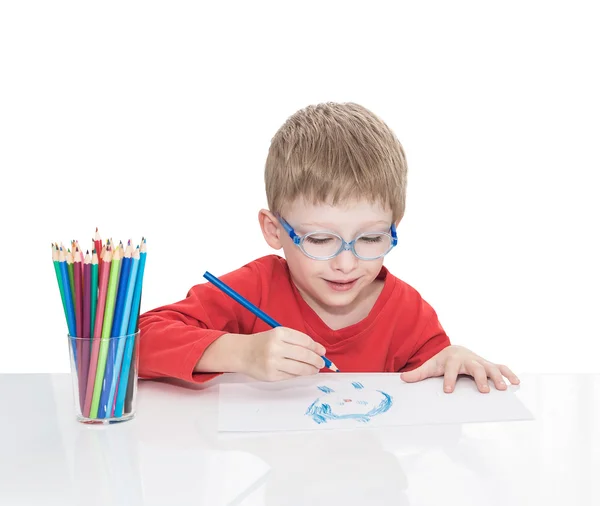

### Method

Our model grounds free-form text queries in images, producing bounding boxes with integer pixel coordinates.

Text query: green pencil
[89,246,122,418]
[52,244,68,326]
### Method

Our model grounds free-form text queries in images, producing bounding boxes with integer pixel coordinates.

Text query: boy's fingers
[281,329,326,355]
[465,360,490,393]
[283,344,325,370]
[498,364,520,385]
[314,342,326,356]
[400,358,437,383]
[279,358,320,376]
[486,363,507,390]
[443,356,462,393]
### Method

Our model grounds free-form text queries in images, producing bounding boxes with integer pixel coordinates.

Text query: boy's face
[261,198,394,314]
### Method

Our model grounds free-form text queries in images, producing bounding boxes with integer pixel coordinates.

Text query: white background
[1,1,598,374]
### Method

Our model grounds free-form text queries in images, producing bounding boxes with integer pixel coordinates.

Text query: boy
[138,102,519,394]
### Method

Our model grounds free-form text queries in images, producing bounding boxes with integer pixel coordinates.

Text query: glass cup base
[68,331,140,425]
[76,412,136,425]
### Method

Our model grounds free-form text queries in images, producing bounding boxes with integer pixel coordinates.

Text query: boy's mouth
[324,278,358,292]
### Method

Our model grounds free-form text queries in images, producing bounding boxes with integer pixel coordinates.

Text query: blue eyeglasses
[277,215,398,261]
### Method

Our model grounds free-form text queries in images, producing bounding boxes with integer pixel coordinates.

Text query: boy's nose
[331,249,358,273]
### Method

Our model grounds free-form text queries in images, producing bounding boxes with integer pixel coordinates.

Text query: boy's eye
[358,235,383,243]
[305,236,334,245]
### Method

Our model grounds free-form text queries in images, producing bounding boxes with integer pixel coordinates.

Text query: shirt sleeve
[398,309,451,372]
[138,261,262,384]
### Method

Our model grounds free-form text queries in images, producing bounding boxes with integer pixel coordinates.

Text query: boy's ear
[258,209,283,250]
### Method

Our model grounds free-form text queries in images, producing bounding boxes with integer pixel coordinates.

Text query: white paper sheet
[218,373,534,432]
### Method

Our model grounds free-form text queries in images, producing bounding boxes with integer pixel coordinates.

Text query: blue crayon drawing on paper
[317,385,334,394]
[305,381,393,424]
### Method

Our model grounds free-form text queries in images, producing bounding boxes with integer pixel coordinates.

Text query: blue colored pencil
[114,239,147,417]
[106,245,140,416]
[99,242,132,418]
[202,271,340,372]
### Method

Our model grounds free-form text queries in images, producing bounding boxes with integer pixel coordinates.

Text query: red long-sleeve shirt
[138,254,450,383]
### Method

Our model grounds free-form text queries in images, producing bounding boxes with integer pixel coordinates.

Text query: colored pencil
[99,241,132,417]
[74,249,83,338]
[52,244,69,327]
[59,247,77,368]
[91,246,122,418]
[59,247,77,337]
[110,241,132,337]
[124,238,147,415]
[90,250,98,336]
[94,228,102,272]
[108,245,140,416]
[73,248,84,410]
[203,270,340,372]
[83,253,91,336]
[85,249,112,418]
[115,238,147,417]
[99,241,107,280]
[67,250,75,308]
[76,253,91,411]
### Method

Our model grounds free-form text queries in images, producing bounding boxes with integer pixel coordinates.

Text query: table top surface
[0,373,598,506]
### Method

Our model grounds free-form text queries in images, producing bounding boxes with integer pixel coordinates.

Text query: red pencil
[95,228,102,272]
[83,248,112,418]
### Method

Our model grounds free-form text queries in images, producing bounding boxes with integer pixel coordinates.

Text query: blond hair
[265,102,408,222]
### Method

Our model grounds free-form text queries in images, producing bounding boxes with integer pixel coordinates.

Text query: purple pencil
[74,248,84,411]
[82,252,92,411]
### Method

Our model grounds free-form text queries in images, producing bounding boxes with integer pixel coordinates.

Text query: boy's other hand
[240,327,326,382]
[400,345,520,393]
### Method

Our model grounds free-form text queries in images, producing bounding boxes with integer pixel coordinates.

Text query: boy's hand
[239,327,326,382]
[400,345,520,393]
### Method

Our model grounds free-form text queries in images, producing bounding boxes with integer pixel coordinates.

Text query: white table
[0,373,598,506]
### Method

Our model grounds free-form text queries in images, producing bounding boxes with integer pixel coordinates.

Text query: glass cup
[67,331,140,424]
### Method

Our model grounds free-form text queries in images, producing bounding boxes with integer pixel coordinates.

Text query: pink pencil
[83,248,112,417]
